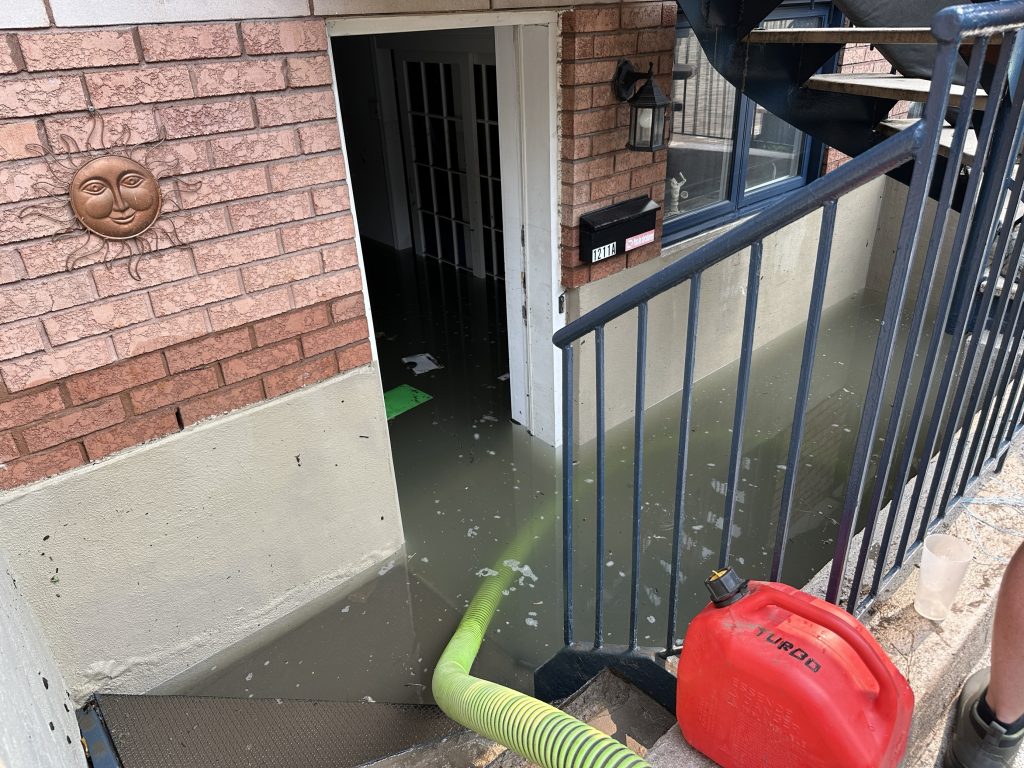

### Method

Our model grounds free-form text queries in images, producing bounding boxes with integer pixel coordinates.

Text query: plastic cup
[914,533,972,621]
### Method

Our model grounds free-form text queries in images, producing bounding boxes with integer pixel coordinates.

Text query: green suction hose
[431,513,652,768]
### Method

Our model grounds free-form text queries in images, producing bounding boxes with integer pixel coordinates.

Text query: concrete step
[805,73,987,108]
[877,118,978,165]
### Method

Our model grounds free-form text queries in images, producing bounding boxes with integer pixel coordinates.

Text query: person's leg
[944,541,1024,768]
[986,540,1024,726]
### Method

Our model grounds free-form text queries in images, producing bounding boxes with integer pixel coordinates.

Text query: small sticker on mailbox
[625,229,655,251]
[592,242,617,262]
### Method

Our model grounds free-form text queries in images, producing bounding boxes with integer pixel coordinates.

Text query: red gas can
[676,568,914,768]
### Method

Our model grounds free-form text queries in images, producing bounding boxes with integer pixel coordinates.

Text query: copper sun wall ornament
[20,111,197,280]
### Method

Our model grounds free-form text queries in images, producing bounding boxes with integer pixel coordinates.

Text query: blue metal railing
[553,2,1024,659]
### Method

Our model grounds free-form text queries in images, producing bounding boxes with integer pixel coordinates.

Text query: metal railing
[553,2,1024,664]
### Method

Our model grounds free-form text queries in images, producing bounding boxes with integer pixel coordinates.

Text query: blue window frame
[663,3,840,246]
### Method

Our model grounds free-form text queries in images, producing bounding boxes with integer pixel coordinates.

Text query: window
[664,5,837,244]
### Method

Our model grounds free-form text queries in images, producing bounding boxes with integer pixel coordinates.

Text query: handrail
[552,124,920,348]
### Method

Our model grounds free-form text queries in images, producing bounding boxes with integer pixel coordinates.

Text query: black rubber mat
[90,694,465,767]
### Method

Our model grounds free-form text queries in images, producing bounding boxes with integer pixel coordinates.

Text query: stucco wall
[569,176,887,443]
[0,366,403,703]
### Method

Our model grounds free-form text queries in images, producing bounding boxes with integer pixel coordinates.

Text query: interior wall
[335,35,407,250]
[0,366,403,704]
[568,176,888,444]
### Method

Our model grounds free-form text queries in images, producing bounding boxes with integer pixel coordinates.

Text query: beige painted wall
[0,364,402,704]
[568,177,887,444]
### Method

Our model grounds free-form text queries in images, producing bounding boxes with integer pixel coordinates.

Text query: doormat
[384,384,433,420]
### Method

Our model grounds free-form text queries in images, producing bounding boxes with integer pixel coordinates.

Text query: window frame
[662,2,843,247]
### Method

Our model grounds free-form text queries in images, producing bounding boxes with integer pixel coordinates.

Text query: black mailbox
[579,195,659,265]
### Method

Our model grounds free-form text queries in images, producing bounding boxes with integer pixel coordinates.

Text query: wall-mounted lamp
[613,59,671,152]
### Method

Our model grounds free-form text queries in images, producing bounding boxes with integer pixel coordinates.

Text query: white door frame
[327,12,563,447]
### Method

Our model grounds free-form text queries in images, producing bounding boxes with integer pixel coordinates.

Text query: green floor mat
[384,384,433,420]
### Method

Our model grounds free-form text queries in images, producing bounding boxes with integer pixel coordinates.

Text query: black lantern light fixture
[613,59,671,152]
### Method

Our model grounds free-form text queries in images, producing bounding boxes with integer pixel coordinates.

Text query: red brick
[563,155,615,184]
[179,166,268,210]
[562,265,591,288]
[564,60,619,87]
[111,311,208,358]
[269,154,345,192]
[591,128,630,155]
[84,409,179,460]
[253,304,328,346]
[662,1,678,25]
[631,162,666,187]
[192,230,280,273]
[569,107,619,136]
[0,386,63,430]
[42,294,152,346]
[167,208,232,245]
[590,170,633,199]
[562,35,594,61]
[23,397,125,452]
[228,191,310,232]
[149,272,243,316]
[242,251,321,292]
[330,294,364,323]
[297,122,341,154]
[322,241,357,272]
[593,32,638,59]
[622,3,664,29]
[563,7,619,33]
[562,137,592,161]
[563,181,591,206]
[179,379,262,425]
[292,269,362,308]
[0,247,22,283]
[43,108,160,150]
[221,340,300,384]
[139,23,241,62]
[129,367,219,413]
[263,353,337,398]
[287,55,333,87]
[19,30,138,71]
[210,126,301,167]
[165,327,252,373]
[336,341,372,372]
[0,443,84,491]
[301,317,368,357]
[194,59,286,97]
[0,75,87,119]
[255,89,336,127]
[158,100,255,140]
[590,255,627,281]
[637,26,676,54]
[140,136,210,174]
[66,352,167,404]
[0,35,19,74]
[0,322,44,362]
[92,249,194,298]
[241,20,327,55]
[281,215,352,253]
[312,185,349,215]
[0,337,115,392]
[0,160,51,206]
[0,271,95,323]
[207,288,291,330]
[562,86,593,112]
[0,431,17,463]
[0,202,67,246]
[85,66,193,109]
[0,122,43,162]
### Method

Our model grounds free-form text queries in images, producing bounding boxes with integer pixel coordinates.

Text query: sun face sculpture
[19,112,195,280]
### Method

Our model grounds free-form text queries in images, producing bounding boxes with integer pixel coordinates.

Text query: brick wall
[0,19,369,490]
[559,2,677,288]
[823,42,915,173]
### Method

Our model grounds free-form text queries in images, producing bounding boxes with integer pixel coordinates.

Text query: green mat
[384,384,433,420]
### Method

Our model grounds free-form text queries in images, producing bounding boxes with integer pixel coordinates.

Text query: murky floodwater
[165,252,947,706]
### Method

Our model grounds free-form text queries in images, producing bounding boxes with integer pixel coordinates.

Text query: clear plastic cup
[914,533,972,621]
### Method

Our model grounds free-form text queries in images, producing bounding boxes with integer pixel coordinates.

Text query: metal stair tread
[805,73,987,107]
[745,27,934,44]
[878,118,978,165]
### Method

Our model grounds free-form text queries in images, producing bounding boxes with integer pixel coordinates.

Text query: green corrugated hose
[431,514,652,768]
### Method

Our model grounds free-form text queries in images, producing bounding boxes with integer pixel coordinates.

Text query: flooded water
[164,253,945,707]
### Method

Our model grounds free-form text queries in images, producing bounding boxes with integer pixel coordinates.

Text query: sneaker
[943,668,1024,768]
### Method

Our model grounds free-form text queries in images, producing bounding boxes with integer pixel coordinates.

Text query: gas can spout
[705,566,749,607]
